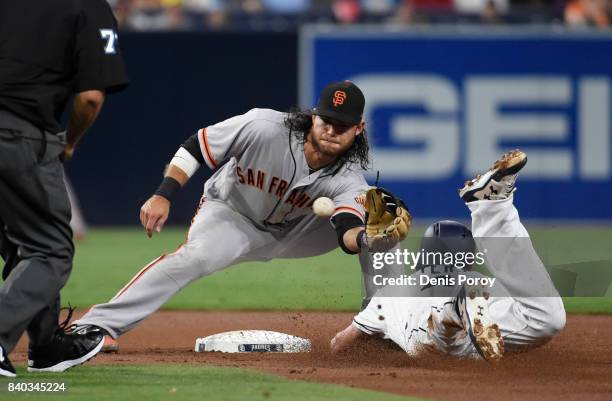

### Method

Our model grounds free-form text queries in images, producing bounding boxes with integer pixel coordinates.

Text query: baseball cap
[312,80,365,125]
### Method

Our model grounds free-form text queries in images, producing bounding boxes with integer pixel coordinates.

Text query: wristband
[357,230,367,250]
[154,177,181,201]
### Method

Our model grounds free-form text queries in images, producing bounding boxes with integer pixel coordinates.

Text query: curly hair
[284,108,370,171]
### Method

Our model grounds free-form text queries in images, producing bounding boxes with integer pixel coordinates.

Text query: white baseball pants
[357,195,566,356]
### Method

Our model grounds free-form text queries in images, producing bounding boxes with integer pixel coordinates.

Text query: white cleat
[459,149,527,203]
[456,285,504,361]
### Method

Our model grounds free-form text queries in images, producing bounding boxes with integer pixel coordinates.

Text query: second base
[194,330,311,353]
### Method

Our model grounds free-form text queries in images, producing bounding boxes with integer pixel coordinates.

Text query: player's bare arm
[330,324,365,353]
[140,164,190,238]
[342,227,364,253]
[140,136,204,237]
[63,90,105,160]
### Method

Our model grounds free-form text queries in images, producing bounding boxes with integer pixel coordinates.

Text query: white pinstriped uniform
[75,108,372,337]
[353,196,566,358]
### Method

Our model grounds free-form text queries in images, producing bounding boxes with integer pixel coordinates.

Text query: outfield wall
[67,29,612,225]
[67,32,297,225]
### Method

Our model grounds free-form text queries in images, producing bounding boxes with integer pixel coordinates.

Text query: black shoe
[0,345,16,377]
[28,324,105,373]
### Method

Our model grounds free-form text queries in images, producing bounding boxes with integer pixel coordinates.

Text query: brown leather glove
[360,187,412,252]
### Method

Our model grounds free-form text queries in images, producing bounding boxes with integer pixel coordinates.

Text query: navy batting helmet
[420,220,476,270]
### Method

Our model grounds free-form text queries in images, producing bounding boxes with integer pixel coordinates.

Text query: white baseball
[313,197,335,217]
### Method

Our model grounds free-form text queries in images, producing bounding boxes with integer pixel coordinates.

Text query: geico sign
[353,75,610,180]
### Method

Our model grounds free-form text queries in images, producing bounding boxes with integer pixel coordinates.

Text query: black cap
[312,80,365,125]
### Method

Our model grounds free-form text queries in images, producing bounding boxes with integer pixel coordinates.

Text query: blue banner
[299,27,612,220]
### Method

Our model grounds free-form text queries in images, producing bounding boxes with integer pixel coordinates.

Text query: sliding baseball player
[332,150,566,361]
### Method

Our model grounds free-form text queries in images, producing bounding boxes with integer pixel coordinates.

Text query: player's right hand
[140,195,170,238]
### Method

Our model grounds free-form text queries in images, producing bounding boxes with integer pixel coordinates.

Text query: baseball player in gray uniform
[331,150,566,361]
[58,81,410,365]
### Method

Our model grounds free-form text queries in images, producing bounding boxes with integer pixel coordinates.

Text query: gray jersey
[197,108,368,230]
[74,109,376,338]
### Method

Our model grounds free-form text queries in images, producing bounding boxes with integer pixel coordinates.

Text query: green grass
[559,298,612,314]
[9,225,612,313]
[1,365,427,401]
[1,226,610,401]
[64,227,363,311]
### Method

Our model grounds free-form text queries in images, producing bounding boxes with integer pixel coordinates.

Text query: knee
[538,299,566,337]
[548,302,566,334]
[168,243,222,277]
[52,249,74,282]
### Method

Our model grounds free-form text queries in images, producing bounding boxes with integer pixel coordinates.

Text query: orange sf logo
[332,90,346,107]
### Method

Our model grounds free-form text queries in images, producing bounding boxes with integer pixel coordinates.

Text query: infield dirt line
[13,311,612,401]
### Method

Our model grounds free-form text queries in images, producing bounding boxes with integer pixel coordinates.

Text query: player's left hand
[140,195,170,238]
[361,187,411,252]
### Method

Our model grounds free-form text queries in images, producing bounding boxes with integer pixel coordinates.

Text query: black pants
[0,109,73,353]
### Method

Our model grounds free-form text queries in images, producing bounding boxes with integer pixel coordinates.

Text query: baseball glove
[360,187,412,252]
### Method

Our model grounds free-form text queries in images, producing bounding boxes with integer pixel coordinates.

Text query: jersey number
[100,29,118,54]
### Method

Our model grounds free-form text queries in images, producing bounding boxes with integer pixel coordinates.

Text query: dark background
[66,32,297,225]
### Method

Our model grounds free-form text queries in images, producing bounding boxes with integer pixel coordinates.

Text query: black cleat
[28,325,104,373]
[0,345,16,377]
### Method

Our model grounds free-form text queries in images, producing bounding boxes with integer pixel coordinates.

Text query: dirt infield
[13,311,612,401]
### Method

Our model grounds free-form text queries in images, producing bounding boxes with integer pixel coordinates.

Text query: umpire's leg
[1,217,63,349]
[0,219,19,276]
[0,116,73,354]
